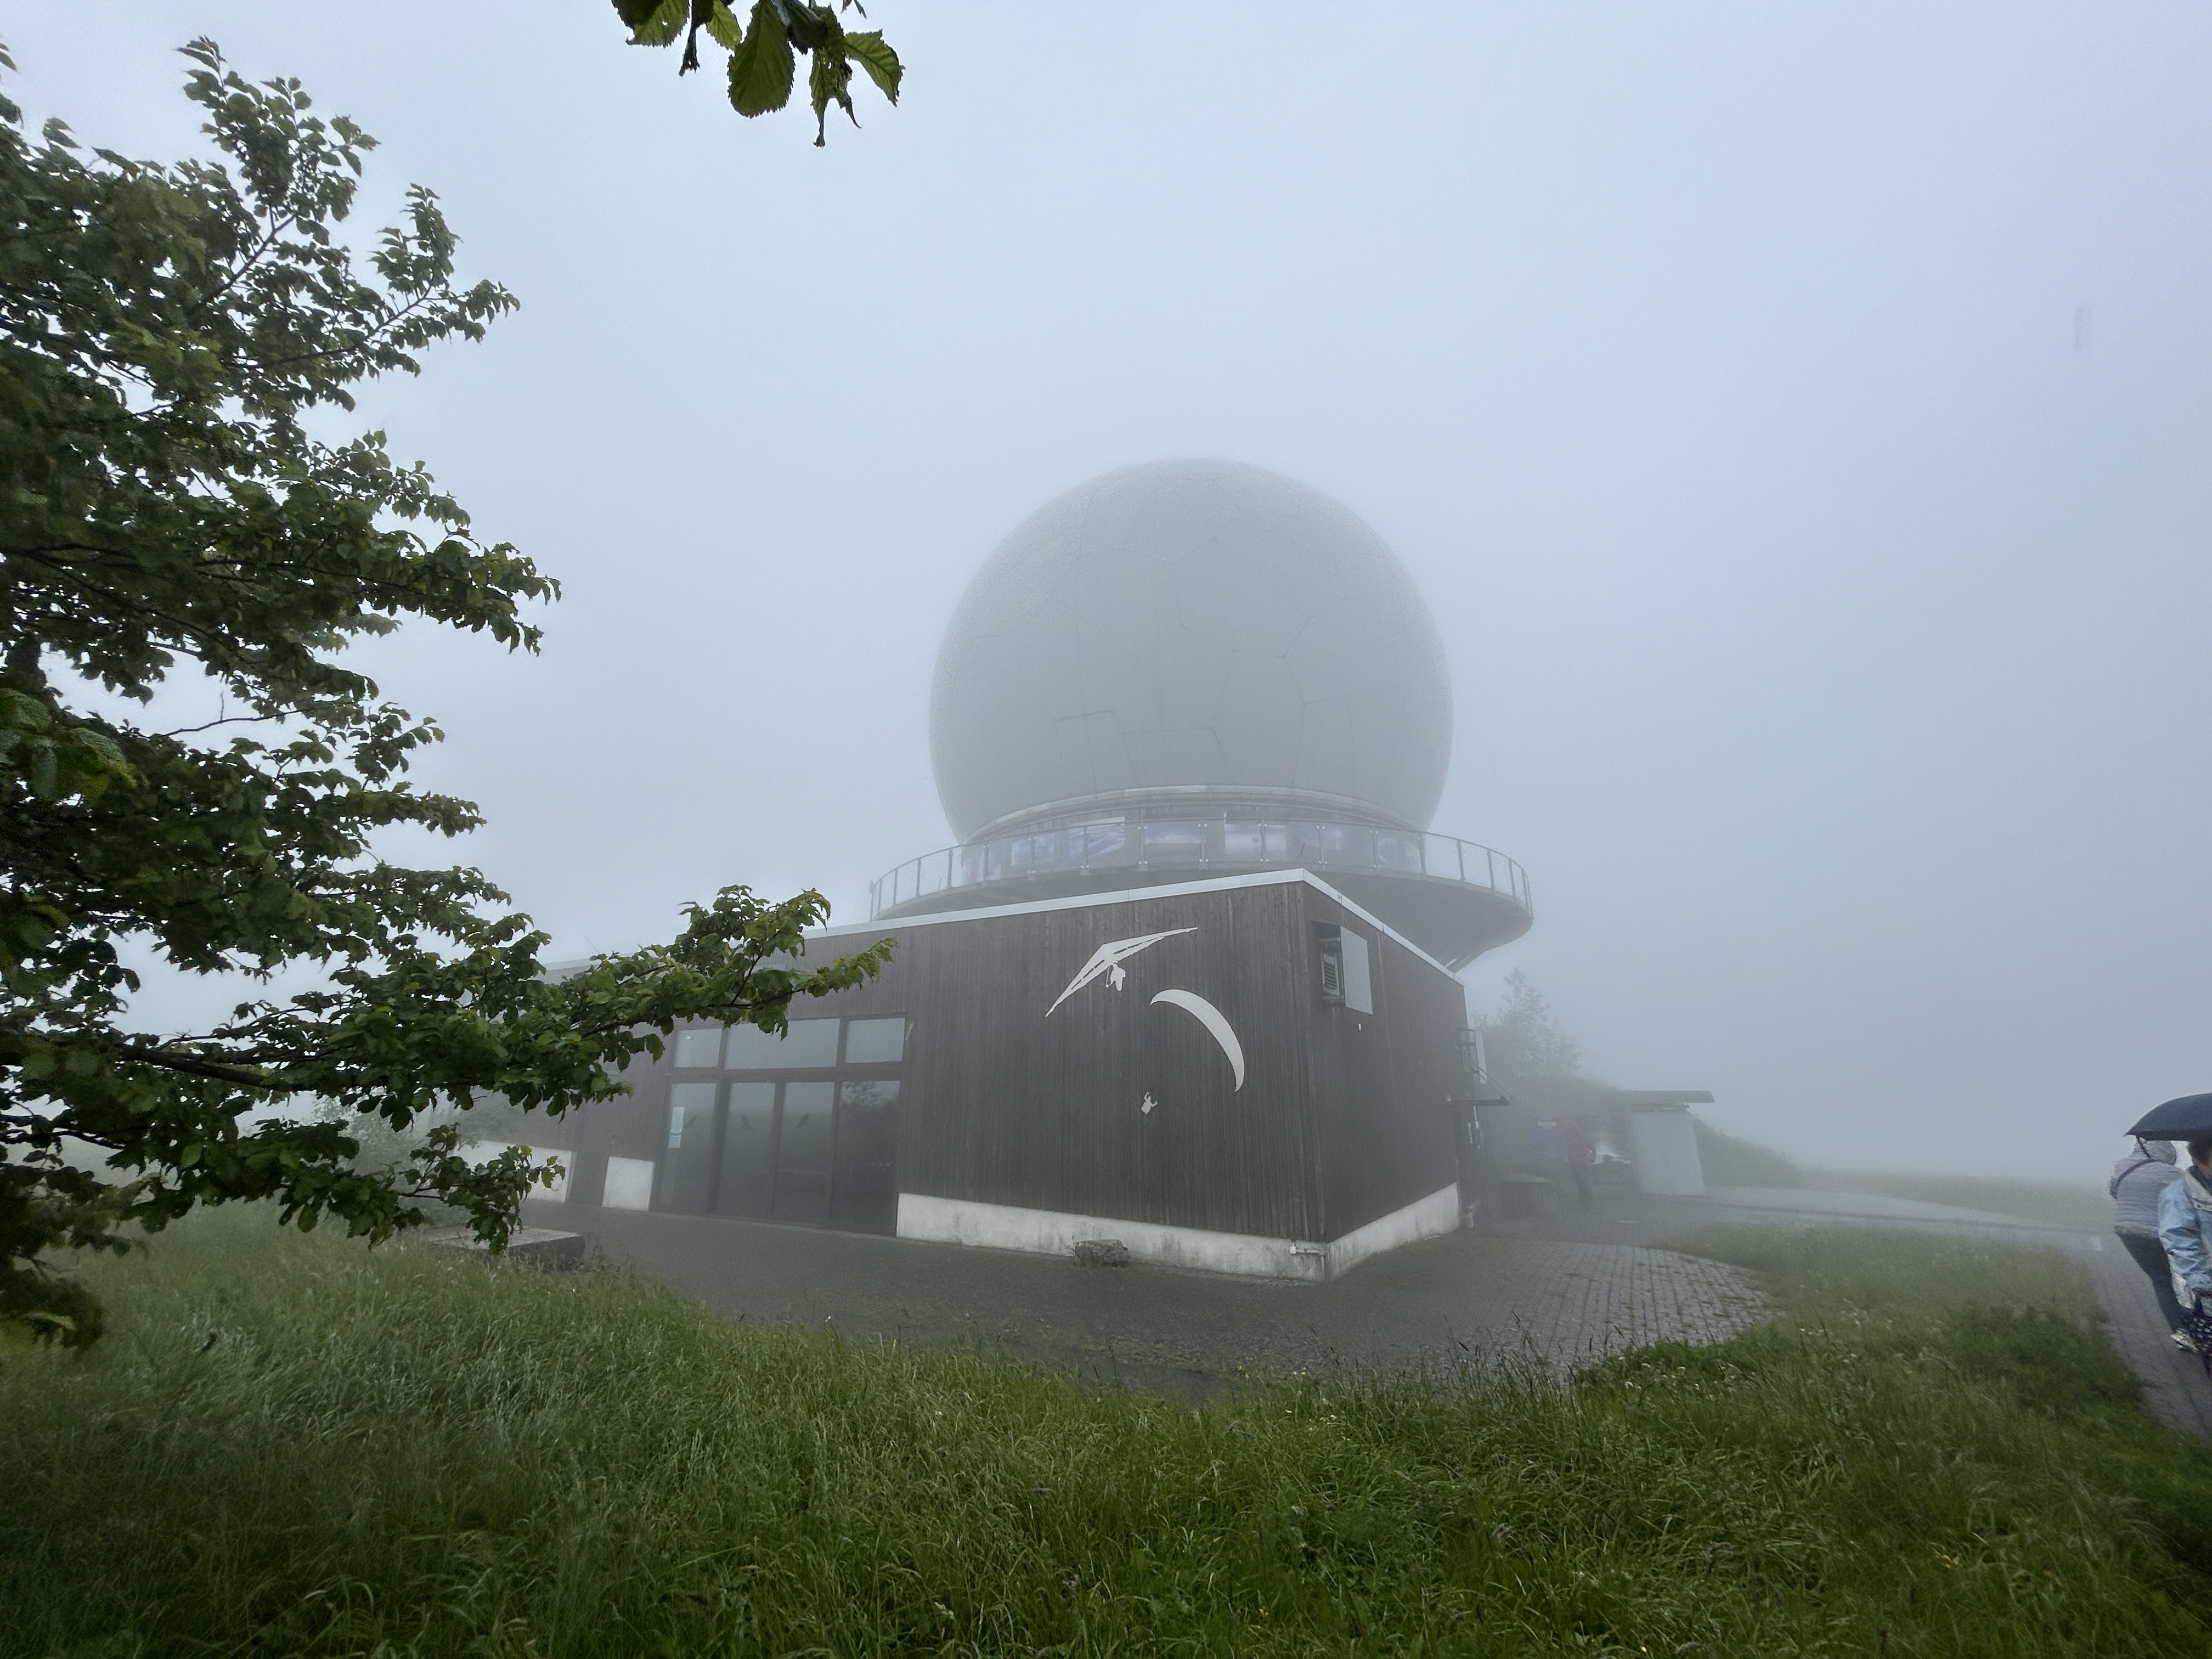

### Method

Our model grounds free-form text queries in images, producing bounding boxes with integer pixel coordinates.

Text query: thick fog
[12,4,2208,1182]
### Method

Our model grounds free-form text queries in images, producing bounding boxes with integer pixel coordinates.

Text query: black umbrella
[2126,1092,2212,1141]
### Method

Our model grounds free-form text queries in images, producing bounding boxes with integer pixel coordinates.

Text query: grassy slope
[3,1212,2209,1658]
[1685,1117,2109,1232]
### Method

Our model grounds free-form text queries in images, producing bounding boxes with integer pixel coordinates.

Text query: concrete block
[1073,1238,1131,1267]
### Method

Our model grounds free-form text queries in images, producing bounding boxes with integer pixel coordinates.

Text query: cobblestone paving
[549,1205,1764,1396]
[1494,1240,1764,1371]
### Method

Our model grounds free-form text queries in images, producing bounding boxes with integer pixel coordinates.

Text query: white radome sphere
[929,460,1454,841]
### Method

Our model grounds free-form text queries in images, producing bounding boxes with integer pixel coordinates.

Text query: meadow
[4,1210,2209,1658]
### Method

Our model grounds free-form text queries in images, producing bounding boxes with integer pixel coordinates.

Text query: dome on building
[929,459,1454,842]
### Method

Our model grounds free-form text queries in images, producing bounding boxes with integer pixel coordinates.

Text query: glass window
[724,1017,840,1070]
[1073,821,1128,863]
[833,1080,900,1231]
[1295,822,1374,865]
[672,1026,722,1069]
[716,1081,776,1218]
[773,1080,836,1223]
[1141,820,1206,862]
[843,1016,906,1065]
[1376,832,1423,873]
[659,1081,719,1212]
[1224,821,1289,861]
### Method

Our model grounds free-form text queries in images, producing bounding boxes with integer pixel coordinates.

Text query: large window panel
[1141,820,1206,863]
[833,1080,900,1231]
[672,1027,723,1069]
[842,1017,906,1065]
[772,1080,836,1223]
[659,1082,719,1212]
[1224,821,1289,861]
[716,1081,776,1218]
[725,1017,840,1071]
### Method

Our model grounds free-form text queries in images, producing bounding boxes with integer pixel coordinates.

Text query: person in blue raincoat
[2156,1134,2212,1376]
[2111,1138,2190,1347]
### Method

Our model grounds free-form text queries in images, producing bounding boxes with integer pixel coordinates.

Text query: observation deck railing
[868,817,1531,923]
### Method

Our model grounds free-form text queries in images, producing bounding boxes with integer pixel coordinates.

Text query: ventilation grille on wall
[1311,922,1373,1015]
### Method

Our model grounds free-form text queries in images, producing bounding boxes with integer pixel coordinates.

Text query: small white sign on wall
[601,1155,657,1211]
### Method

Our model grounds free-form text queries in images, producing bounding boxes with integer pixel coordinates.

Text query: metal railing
[868,816,1531,921]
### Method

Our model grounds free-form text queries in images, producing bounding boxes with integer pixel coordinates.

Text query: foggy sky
[13,3,2209,1181]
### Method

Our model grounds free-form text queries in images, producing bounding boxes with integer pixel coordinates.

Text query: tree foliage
[0,41,890,1345]
[1477,969,1586,1086]
[612,0,902,145]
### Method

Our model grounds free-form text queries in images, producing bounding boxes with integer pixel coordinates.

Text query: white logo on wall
[1046,928,1246,1101]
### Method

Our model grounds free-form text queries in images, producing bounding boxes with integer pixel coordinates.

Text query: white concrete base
[895,1183,1460,1281]
[1321,1181,1463,1277]
[601,1155,657,1211]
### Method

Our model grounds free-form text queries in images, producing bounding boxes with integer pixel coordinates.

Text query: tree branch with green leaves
[613,0,902,145]
[0,39,891,1347]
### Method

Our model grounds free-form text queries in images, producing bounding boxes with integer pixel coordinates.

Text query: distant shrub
[1693,1116,1803,1188]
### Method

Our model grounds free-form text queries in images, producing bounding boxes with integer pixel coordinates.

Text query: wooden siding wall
[828,883,1326,1240]
[567,877,1470,1244]
[1297,887,1468,1238]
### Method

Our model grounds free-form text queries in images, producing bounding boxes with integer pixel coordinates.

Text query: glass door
[715,1081,777,1218]
[659,1081,720,1212]
[771,1080,836,1223]
[832,1080,900,1231]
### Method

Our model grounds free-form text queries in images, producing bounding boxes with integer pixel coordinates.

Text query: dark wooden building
[530,868,1478,1278]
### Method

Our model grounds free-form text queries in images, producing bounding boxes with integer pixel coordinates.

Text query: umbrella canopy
[2126,1093,2212,1141]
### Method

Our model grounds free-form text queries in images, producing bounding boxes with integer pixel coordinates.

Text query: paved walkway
[541,1204,1764,1396]
[2083,1236,2212,1440]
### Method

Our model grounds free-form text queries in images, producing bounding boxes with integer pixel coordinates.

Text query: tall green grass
[4,1210,2209,1657]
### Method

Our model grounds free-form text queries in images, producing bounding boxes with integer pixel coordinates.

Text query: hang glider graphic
[1044,928,1195,1017]
[1043,928,1245,1094]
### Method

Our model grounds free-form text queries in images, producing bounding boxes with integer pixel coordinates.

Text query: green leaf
[704,0,744,51]
[844,31,901,104]
[783,2,834,53]
[620,0,688,45]
[808,22,855,144]
[727,0,796,117]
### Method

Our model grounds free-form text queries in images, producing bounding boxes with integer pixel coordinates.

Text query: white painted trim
[811,867,1458,979]
[895,1183,1461,1281]
[1323,1183,1461,1276]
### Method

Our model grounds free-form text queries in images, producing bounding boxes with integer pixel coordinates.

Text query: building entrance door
[771,1081,836,1223]
[715,1082,777,1218]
